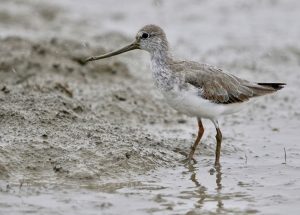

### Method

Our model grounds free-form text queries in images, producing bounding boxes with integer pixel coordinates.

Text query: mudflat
[0,0,299,214]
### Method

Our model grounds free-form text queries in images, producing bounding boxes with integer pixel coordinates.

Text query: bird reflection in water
[185,164,224,213]
[214,165,224,213]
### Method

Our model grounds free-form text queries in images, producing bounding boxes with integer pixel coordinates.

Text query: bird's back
[168,60,285,105]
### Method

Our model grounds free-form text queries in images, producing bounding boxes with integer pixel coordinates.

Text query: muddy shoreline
[0,35,191,184]
[1,0,300,214]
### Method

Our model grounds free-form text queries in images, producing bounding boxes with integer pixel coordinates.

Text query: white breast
[150,56,247,119]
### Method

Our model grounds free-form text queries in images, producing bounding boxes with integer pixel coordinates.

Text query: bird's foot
[214,161,221,168]
[173,148,197,165]
[181,156,197,165]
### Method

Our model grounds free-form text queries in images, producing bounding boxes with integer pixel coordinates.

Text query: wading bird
[84,25,285,166]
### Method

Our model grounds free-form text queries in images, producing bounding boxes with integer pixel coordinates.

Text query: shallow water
[1,159,299,215]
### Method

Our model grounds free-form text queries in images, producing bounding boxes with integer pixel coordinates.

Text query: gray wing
[170,61,282,104]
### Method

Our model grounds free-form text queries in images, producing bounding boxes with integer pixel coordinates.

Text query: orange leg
[188,118,204,163]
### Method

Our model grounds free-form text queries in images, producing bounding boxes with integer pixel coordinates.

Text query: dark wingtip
[257,83,286,90]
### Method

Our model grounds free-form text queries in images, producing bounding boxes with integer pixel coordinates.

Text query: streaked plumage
[84,24,285,166]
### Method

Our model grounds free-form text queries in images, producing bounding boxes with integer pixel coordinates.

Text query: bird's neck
[150,50,175,91]
[150,49,172,69]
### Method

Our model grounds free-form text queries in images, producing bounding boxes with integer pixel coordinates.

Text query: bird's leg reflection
[185,164,207,209]
[185,164,224,212]
[214,165,223,191]
[213,165,224,212]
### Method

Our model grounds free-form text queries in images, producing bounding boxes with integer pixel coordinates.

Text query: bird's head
[136,24,168,53]
[84,25,168,63]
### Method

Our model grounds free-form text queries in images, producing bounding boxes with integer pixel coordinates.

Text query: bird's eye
[141,33,149,39]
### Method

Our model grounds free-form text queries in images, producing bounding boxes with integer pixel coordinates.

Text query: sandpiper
[84,25,285,166]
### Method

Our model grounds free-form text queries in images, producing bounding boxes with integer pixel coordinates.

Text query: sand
[0,0,300,214]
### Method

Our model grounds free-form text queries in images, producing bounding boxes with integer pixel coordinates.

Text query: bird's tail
[245,82,286,97]
[257,83,286,91]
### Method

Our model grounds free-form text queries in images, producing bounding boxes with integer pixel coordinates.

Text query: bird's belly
[161,89,246,119]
